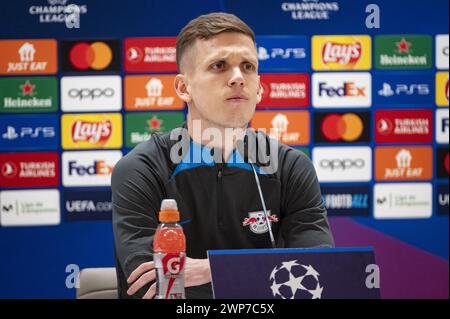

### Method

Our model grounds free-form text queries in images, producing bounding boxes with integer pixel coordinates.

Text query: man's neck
[187,113,247,163]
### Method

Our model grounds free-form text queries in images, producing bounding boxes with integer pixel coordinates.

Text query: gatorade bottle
[153,199,186,299]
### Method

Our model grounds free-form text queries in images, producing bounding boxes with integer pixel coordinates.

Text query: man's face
[180,32,261,129]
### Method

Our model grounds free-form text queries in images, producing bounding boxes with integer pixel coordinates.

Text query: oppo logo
[68,88,115,100]
[319,158,365,170]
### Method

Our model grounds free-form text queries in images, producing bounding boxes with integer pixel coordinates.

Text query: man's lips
[226,95,248,102]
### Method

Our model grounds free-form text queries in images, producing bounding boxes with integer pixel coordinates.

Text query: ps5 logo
[378,83,430,97]
[258,46,306,60]
[1,126,55,140]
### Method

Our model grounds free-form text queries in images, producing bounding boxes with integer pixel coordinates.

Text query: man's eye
[211,62,225,70]
[244,62,256,72]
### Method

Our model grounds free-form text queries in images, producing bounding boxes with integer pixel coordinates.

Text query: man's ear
[256,76,263,104]
[174,74,192,103]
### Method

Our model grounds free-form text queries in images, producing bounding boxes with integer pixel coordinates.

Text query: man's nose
[228,67,245,87]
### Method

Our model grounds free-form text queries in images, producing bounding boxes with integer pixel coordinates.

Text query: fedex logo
[62,151,122,187]
[312,73,371,108]
[318,82,366,97]
[68,160,113,176]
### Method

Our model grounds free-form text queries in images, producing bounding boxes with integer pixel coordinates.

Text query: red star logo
[20,80,35,96]
[147,116,162,131]
[396,37,411,53]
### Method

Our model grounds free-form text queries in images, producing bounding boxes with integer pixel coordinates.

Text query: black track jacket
[112,126,334,299]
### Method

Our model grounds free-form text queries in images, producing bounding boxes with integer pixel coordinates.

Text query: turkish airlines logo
[375,146,432,181]
[71,120,112,143]
[314,112,370,143]
[375,110,432,144]
[322,41,362,65]
[126,46,144,63]
[1,162,18,178]
[258,73,309,107]
[0,152,59,187]
[313,147,372,182]
[124,37,177,72]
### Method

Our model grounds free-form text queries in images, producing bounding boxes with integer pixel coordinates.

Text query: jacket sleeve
[111,146,165,298]
[280,148,335,248]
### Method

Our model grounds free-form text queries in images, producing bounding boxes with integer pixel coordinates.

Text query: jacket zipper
[217,163,224,227]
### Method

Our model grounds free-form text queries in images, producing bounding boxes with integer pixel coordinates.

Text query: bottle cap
[159,199,180,222]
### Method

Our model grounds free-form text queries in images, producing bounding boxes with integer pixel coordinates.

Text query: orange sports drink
[153,199,186,299]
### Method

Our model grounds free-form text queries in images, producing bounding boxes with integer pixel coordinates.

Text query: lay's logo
[71,120,112,144]
[313,35,371,70]
[62,114,122,149]
[322,41,362,65]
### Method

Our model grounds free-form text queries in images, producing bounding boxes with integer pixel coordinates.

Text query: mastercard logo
[321,113,364,141]
[69,42,112,70]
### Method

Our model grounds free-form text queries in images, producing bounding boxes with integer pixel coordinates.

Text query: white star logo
[280,260,299,272]
[302,264,320,281]
[309,283,323,299]
[270,281,282,297]
[287,273,306,299]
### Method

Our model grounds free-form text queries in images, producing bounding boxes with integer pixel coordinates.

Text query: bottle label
[154,252,186,299]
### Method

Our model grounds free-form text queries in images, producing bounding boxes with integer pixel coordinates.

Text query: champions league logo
[269,261,323,299]
[28,0,88,28]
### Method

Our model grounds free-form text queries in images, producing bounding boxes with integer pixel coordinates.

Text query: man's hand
[126,257,211,299]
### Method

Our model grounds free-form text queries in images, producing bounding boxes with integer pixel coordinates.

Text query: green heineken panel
[125,112,185,148]
[0,77,58,113]
[375,35,432,69]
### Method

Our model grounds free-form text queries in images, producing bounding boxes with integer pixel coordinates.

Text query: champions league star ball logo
[269,260,323,299]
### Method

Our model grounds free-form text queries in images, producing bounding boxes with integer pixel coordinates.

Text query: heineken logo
[147,116,162,131]
[375,35,432,69]
[21,80,35,96]
[0,77,57,113]
[396,38,411,53]
[125,112,184,148]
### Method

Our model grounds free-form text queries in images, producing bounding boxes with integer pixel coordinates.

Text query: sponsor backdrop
[0,0,448,298]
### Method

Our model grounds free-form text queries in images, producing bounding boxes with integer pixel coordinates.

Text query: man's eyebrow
[203,50,258,64]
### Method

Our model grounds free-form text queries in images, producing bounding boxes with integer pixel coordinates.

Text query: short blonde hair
[176,12,255,71]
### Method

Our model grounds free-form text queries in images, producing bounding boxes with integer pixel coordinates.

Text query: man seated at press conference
[112,12,334,299]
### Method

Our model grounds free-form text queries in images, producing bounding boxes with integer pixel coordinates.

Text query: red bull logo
[242,211,278,234]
